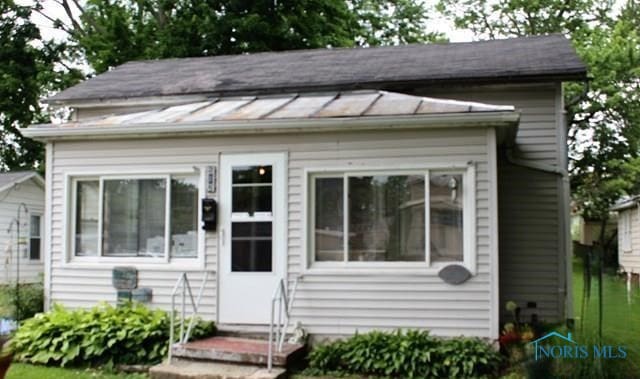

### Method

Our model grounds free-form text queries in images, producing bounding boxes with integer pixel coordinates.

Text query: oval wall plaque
[438,264,472,285]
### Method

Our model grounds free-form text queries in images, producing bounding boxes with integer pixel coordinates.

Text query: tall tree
[438,0,640,231]
[570,3,640,223]
[0,1,81,171]
[42,0,444,74]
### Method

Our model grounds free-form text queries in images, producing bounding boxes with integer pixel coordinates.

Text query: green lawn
[6,363,147,379]
[571,258,640,375]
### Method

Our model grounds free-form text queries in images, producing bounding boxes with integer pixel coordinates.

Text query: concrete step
[172,336,306,367]
[215,324,296,341]
[216,330,296,342]
[149,358,286,379]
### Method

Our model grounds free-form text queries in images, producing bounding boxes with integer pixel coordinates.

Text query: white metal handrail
[267,275,302,371]
[168,271,210,364]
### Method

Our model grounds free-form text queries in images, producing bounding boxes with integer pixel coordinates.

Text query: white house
[0,172,45,284]
[21,34,586,341]
[612,197,640,275]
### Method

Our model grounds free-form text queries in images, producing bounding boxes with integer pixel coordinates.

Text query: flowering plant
[498,301,540,363]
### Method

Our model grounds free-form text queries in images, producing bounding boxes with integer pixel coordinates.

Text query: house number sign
[206,165,217,195]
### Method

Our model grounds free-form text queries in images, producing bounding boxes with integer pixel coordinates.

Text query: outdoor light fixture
[448,177,458,201]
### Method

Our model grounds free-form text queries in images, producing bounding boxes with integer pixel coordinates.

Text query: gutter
[21,111,520,142]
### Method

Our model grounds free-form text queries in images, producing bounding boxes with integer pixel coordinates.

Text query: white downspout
[44,142,53,310]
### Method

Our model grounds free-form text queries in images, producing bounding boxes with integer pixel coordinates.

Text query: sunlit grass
[571,258,640,376]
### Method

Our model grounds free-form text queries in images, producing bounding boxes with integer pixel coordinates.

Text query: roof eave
[22,111,520,142]
[0,172,45,193]
[611,199,639,212]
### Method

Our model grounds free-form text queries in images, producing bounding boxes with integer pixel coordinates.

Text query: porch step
[149,358,286,379]
[215,324,297,341]
[216,328,271,341]
[171,336,306,367]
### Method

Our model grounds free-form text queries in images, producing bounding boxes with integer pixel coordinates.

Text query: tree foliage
[437,0,612,39]
[438,0,640,223]
[0,1,81,171]
[3,0,441,170]
[570,4,640,221]
[49,0,443,74]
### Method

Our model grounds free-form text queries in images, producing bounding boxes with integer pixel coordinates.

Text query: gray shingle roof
[49,34,586,104]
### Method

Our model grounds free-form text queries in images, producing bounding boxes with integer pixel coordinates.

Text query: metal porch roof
[22,91,519,141]
[76,90,515,126]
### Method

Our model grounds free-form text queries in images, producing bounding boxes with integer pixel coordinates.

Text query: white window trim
[28,214,43,262]
[303,163,476,275]
[621,211,632,254]
[62,168,206,270]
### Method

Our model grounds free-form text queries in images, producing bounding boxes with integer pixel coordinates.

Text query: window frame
[306,165,476,273]
[65,170,205,268]
[29,214,42,261]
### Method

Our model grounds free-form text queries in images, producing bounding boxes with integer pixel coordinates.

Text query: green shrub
[10,302,215,366]
[0,281,44,321]
[307,330,501,378]
[15,281,44,320]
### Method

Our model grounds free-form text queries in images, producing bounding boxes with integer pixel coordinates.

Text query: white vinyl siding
[0,179,45,284]
[48,126,495,338]
[419,84,566,323]
[49,82,564,335]
[619,208,640,273]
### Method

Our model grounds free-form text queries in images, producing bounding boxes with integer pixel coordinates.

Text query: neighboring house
[612,197,640,274]
[22,34,586,341]
[571,213,617,247]
[0,172,45,284]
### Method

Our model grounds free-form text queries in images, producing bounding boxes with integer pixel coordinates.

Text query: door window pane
[232,165,273,214]
[348,175,425,262]
[430,173,464,262]
[29,215,41,260]
[75,180,99,256]
[314,178,344,261]
[102,179,166,257]
[231,222,272,272]
[232,166,272,184]
[232,186,272,213]
[171,176,198,258]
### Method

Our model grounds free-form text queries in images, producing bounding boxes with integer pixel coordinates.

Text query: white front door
[218,153,287,324]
